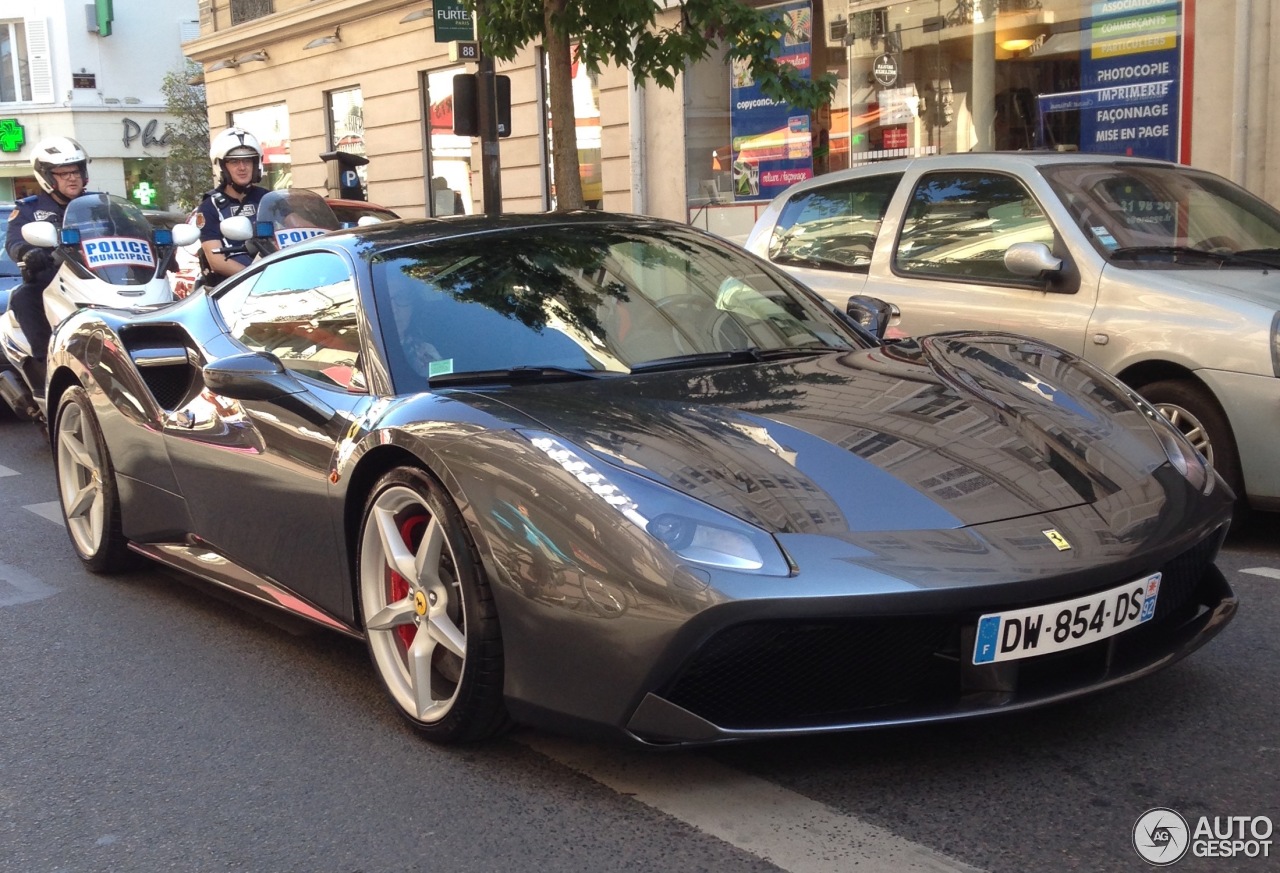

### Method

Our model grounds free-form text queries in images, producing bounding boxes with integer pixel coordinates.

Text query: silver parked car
[745,153,1280,512]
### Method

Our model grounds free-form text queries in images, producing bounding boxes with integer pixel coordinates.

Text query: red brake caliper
[389,513,427,651]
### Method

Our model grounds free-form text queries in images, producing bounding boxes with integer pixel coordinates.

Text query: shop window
[420,68,473,216]
[896,171,1054,283]
[542,44,603,209]
[124,158,169,210]
[231,103,290,190]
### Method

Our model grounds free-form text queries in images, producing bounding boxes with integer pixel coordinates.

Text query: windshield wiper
[773,252,869,272]
[629,345,842,375]
[1108,245,1232,264]
[1223,248,1280,268]
[428,365,608,387]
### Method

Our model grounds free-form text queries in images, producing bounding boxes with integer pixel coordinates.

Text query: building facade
[0,0,199,207]
[184,0,1280,237]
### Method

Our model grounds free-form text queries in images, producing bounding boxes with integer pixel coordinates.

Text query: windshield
[1042,162,1280,267]
[372,222,865,388]
[256,189,341,249]
[63,193,159,286]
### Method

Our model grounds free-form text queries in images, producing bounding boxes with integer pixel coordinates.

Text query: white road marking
[525,736,984,873]
[1240,567,1280,580]
[24,502,65,525]
[0,561,58,607]
[0,463,18,477]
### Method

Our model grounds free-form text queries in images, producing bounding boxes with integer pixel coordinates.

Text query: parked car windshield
[371,222,865,387]
[1042,162,1280,267]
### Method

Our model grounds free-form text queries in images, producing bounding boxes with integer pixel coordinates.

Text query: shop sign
[0,117,26,152]
[883,127,909,149]
[873,54,899,88]
[122,118,173,149]
[433,0,474,42]
[1070,0,1181,161]
[728,0,815,201]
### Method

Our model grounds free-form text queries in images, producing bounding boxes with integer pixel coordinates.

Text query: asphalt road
[1,418,1276,873]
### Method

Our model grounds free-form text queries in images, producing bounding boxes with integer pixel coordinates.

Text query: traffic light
[451,74,511,138]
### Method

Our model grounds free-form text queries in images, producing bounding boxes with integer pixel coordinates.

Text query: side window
[768,173,902,273]
[896,172,1055,283]
[221,252,366,391]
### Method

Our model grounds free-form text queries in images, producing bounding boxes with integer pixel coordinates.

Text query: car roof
[292,210,684,255]
[771,152,1193,199]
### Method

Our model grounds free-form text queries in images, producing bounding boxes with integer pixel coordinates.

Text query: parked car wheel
[1141,379,1244,502]
[357,467,508,743]
[53,387,135,572]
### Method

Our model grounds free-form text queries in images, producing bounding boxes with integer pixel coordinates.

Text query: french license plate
[973,573,1161,664]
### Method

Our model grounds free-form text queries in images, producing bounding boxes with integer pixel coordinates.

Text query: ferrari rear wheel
[53,386,134,573]
[357,467,508,743]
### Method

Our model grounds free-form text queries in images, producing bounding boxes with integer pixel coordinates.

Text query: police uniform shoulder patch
[194,212,205,228]
[6,208,17,221]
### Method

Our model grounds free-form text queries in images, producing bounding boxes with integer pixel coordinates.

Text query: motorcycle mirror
[21,221,59,249]
[220,215,255,242]
[171,224,201,247]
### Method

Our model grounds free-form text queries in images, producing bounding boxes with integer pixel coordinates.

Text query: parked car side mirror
[21,221,59,249]
[846,295,899,340]
[1004,242,1063,278]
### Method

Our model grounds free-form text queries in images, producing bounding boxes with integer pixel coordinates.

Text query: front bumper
[624,536,1235,745]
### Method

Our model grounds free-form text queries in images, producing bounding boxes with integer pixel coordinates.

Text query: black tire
[52,386,136,573]
[356,467,509,743]
[1138,378,1245,503]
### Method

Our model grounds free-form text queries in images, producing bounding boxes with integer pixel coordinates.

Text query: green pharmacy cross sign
[0,118,26,152]
[132,181,157,206]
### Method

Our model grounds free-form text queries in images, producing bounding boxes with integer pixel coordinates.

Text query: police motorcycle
[218,188,346,260]
[0,193,199,421]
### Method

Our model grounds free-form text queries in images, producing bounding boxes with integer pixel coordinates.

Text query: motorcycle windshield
[65,194,158,286]
[256,189,341,250]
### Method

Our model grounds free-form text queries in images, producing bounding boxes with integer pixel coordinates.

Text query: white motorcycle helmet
[210,126,263,190]
[31,136,90,195]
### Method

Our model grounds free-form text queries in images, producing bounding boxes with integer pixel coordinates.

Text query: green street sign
[433,0,474,43]
[0,118,26,152]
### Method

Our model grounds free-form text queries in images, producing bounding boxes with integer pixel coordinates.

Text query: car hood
[1115,264,1280,308]
[458,334,1170,534]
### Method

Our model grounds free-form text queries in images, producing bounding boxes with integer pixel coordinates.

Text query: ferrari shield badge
[1042,529,1071,551]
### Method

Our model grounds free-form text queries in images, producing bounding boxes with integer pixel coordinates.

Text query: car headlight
[1128,392,1215,496]
[521,431,792,575]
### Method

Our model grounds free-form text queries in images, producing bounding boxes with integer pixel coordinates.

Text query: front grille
[664,619,956,729]
[661,536,1223,731]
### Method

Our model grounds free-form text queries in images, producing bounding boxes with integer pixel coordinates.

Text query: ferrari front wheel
[357,467,508,743]
[53,386,134,573]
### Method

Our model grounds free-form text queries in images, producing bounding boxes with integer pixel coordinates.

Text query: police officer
[5,136,90,388]
[196,127,269,283]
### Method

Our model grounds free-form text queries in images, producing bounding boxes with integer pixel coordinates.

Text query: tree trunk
[543,0,583,210]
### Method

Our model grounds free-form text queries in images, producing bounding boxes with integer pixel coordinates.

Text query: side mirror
[219,215,255,242]
[846,295,899,340]
[21,221,59,249]
[202,352,336,426]
[1004,242,1063,277]
[170,223,201,248]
